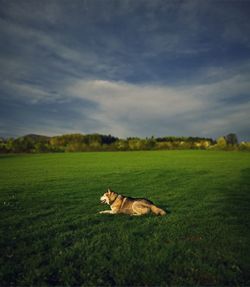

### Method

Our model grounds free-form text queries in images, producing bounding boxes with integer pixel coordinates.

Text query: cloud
[68,79,202,116]
[65,73,250,138]
[1,80,59,104]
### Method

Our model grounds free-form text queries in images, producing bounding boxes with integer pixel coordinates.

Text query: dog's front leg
[99,210,116,214]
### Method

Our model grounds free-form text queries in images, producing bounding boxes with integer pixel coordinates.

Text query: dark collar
[109,193,119,206]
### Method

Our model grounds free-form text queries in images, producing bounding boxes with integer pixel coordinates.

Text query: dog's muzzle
[100,196,107,204]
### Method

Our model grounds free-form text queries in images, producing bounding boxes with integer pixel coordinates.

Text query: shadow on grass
[221,168,250,284]
[0,154,21,159]
[223,168,250,227]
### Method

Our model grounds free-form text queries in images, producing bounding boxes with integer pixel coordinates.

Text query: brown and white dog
[99,188,166,216]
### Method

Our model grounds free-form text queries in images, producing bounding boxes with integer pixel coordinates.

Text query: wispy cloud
[64,73,250,137]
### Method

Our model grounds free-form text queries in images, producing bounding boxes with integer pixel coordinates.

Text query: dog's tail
[150,204,167,216]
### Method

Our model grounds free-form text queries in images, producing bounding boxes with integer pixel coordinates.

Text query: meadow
[0,150,250,286]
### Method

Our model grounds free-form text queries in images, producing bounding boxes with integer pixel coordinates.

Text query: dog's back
[118,195,166,216]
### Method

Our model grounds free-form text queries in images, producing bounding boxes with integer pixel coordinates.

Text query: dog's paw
[99,211,104,214]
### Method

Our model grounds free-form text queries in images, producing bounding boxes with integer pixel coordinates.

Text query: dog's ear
[107,188,111,193]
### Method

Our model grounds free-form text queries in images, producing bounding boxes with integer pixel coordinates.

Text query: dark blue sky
[0,0,250,140]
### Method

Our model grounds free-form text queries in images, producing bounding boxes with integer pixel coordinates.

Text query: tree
[115,140,129,151]
[33,142,50,153]
[0,140,7,153]
[239,142,250,151]
[156,141,172,150]
[89,141,101,150]
[225,133,238,145]
[215,136,227,150]
[65,142,87,152]
[144,137,156,149]
[128,138,144,150]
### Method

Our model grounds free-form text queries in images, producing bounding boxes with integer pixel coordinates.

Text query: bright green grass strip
[0,151,250,286]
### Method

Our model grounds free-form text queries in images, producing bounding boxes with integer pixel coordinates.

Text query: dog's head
[100,188,118,205]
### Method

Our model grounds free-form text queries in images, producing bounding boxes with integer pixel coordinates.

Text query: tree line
[0,133,249,153]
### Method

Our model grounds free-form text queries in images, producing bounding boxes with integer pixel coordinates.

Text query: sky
[0,0,250,140]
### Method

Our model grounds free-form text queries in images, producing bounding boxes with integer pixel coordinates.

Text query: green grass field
[0,150,250,286]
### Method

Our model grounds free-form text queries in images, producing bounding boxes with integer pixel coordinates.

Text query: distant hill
[19,134,51,142]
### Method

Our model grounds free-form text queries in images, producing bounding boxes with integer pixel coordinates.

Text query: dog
[99,188,166,216]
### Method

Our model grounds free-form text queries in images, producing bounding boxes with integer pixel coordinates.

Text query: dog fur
[99,188,166,216]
